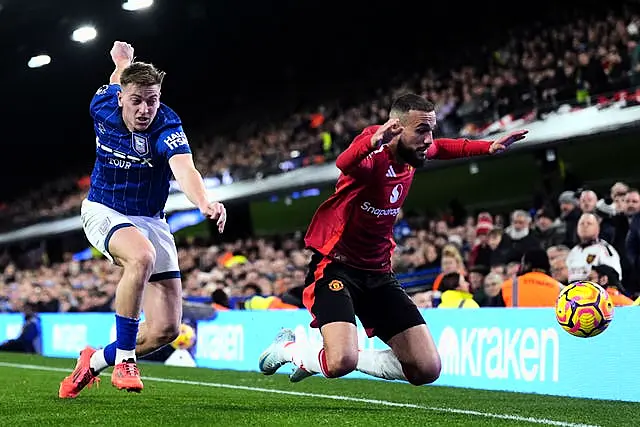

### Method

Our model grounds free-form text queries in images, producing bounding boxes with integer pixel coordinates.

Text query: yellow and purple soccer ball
[170,323,196,350]
[556,280,614,338]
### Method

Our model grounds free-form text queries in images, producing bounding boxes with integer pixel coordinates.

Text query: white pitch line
[0,361,599,427]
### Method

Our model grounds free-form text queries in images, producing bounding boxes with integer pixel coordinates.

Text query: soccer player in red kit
[259,93,528,384]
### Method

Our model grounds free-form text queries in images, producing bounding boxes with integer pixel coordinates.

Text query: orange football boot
[111,359,144,392]
[58,346,101,399]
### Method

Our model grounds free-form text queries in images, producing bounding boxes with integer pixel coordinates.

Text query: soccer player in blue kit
[59,41,227,398]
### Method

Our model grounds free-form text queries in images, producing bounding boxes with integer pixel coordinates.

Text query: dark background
[0,0,625,199]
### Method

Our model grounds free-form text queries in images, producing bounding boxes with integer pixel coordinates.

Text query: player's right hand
[371,118,404,148]
[110,41,134,68]
[200,201,227,233]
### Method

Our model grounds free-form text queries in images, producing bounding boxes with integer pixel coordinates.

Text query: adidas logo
[386,166,396,178]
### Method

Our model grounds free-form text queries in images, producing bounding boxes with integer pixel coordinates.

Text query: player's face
[118,84,161,132]
[396,109,436,168]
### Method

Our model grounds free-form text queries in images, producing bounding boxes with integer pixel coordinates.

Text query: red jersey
[304,125,492,272]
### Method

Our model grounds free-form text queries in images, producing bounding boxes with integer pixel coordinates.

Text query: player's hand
[488,129,529,154]
[110,41,134,68]
[371,118,404,148]
[200,201,227,233]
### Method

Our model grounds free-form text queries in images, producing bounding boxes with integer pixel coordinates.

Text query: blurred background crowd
[3,9,640,229]
[2,180,640,317]
[2,5,640,327]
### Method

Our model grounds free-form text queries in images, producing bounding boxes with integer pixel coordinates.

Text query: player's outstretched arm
[109,41,134,85]
[427,129,529,160]
[336,119,403,176]
[169,154,227,233]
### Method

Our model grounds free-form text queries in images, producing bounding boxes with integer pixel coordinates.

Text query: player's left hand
[488,129,529,154]
[201,202,227,233]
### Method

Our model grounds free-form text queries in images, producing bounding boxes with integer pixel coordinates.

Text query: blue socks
[116,314,139,351]
[88,315,139,373]
[103,314,139,365]
[103,341,117,366]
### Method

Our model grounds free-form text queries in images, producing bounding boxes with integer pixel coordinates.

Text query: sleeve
[335,126,378,178]
[426,138,491,160]
[600,243,622,278]
[90,84,121,121]
[157,126,192,160]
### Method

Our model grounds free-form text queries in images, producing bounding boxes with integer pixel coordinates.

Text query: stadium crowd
[2,181,640,317]
[3,10,640,229]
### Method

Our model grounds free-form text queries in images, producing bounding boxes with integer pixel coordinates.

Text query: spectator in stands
[580,190,598,215]
[547,245,570,264]
[585,188,618,243]
[496,248,563,307]
[567,213,622,282]
[558,191,581,247]
[486,228,511,268]
[611,182,630,213]
[468,212,494,267]
[603,185,632,254]
[479,272,504,307]
[393,209,412,241]
[468,265,488,295]
[468,264,490,306]
[602,186,638,293]
[0,304,40,354]
[503,210,542,261]
[211,289,230,311]
[625,194,640,291]
[625,189,640,216]
[436,272,479,309]
[417,243,440,270]
[589,264,634,306]
[432,245,465,291]
[550,257,569,286]
[243,294,299,310]
[411,291,433,309]
[531,208,565,248]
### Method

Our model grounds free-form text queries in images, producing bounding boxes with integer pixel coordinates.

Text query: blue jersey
[87,83,192,217]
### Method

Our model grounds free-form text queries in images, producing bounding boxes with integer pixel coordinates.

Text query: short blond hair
[121,62,165,87]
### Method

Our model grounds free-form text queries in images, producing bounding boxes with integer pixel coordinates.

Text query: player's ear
[117,91,123,108]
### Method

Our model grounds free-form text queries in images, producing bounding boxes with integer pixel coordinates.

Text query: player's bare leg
[60,227,153,398]
[287,324,440,385]
[262,322,359,381]
[357,324,441,385]
[135,278,182,356]
[314,322,359,377]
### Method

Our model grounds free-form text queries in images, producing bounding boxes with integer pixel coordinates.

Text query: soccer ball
[555,280,614,338]
[170,323,196,350]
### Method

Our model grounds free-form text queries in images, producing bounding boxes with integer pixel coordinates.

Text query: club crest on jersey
[390,184,403,204]
[132,134,149,156]
[328,280,344,291]
[586,254,596,264]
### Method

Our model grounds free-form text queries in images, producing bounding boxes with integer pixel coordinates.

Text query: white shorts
[81,199,180,282]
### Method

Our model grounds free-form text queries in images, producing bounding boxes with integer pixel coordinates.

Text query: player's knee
[404,355,441,386]
[124,248,156,279]
[324,351,358,378]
